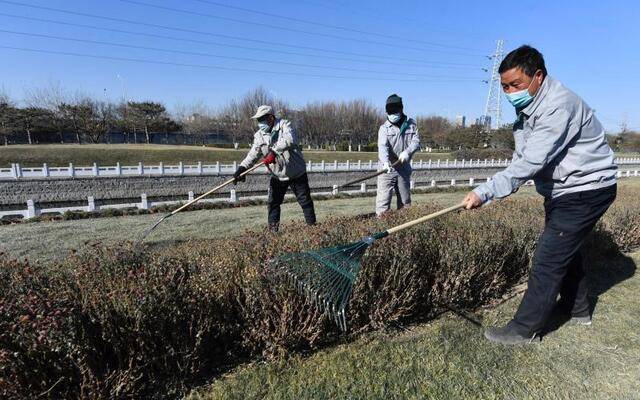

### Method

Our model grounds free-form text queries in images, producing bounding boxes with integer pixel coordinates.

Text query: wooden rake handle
[170,162,263,215]
[339,160,402,188]
[136,162,265,244]
[385,202,465,235]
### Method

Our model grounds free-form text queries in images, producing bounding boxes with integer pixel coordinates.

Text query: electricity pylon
[481,39,505,132]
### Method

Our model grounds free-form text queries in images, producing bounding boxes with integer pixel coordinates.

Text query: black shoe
[568,315,592,326]
[484,323,540,345]
[268,223,279,233]
[554,301,592,326]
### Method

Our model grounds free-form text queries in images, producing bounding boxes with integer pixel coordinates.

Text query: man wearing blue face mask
[375,94,421,216]
[234,105,316,231]
[462,45,617,345]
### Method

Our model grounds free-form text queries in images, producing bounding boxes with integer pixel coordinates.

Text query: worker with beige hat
[234,105,316,231]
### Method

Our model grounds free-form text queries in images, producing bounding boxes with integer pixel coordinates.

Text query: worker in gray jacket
[463,45,617,345]
[233,105,316,231]
[376,94,421,216]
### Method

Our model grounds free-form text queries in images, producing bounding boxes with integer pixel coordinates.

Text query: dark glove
[233,165,247,184]
[262,150,277,165]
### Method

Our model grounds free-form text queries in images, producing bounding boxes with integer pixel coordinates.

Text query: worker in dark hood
[375,94,421,216]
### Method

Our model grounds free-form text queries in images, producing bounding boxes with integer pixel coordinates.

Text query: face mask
[505,78,536,108]
[388,113,402,124]
[258,121,271,132]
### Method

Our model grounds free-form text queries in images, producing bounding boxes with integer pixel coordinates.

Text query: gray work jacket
[240,118,307,181]
[378,117,421,172]
[473,76,616,202]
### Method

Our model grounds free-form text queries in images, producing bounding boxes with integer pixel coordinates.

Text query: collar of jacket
[384,115,408,128]
[519,75,553,117]
[260,118,282,136]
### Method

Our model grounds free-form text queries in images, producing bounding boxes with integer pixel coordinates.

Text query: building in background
[476,116,491,131]
[455,115,466,129]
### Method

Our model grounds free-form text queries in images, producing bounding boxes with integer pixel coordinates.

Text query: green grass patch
[0,144,453,167]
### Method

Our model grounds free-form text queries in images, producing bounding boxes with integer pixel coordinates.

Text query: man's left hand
[463,191,483,210]
[398,151,410,163]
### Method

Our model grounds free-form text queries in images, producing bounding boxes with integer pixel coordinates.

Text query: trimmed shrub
[597,189,640,252]
[1,188,638,398]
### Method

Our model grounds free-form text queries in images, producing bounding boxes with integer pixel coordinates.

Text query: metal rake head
[270,237,378,331]
[135,214,168,246]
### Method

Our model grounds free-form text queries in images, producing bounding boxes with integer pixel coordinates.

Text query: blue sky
[0,0,638,131]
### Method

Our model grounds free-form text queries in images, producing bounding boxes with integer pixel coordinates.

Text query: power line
[119,0,487,57]
[185,0,484,52]
[0,12,484,70]
[0,1,486,65]
[295,0,464,35]
[0,45,485,83]
[0,29,485,79]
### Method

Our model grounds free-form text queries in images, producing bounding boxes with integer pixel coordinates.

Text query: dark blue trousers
[267,173,316,229]
[511,184,617,336]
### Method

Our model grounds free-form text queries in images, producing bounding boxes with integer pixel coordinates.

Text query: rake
[136,162,264,244]
[338,160,401,190]
[271,202,466,331]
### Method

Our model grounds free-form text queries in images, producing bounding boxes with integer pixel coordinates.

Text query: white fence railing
[3,157,640,180]
[2,170,639,219]
[0,177,493,219]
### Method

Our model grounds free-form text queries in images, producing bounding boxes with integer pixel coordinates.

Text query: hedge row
[1,188,638,398]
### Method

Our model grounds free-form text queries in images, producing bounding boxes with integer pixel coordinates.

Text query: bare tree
[444,125,482,149]
[17,107,53,145]
[24,81,66,109]
[298,101,338,149]
[0,83,497,151]
[25,81,74,143]
[488,125,515,149]
[338,99,380,149]
[56,97,118,144]
[619,112,629,134]
[84,100,117,144]
[217,99,244,146]
[619,131,640,152]
[296,100,380,150]
[0,90,18,146]
[217,86,290,145]
[417,115,453,149]
[175,101,218,145]
[0,87,8,104]
[115,101,137,143]
[128,101,170,144]
[58,100,93,144]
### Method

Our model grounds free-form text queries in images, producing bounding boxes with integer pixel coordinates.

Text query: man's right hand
[233,165,248,184]
[382,162,393,174]
[262,150,277,165]
[462,191,483,209]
